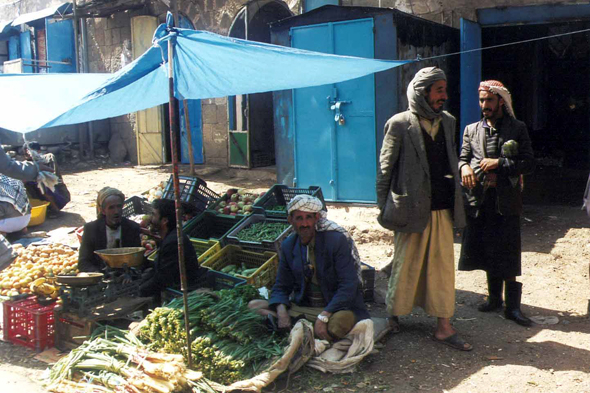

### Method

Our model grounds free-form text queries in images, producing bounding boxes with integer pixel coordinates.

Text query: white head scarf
[287,194,363,283]
[407,66,447,120]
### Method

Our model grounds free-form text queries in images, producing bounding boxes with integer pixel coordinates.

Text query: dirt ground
[1,161,590,393]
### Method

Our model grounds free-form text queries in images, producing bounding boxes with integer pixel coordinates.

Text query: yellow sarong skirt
[386,209,455,319]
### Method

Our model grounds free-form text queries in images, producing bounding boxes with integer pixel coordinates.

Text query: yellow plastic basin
[28,199,50,227]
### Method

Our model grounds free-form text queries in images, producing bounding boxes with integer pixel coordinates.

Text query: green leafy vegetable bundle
[138,285,286,386]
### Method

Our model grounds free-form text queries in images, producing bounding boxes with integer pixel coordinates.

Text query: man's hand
[277,304,291,330]
[480,158,499,172]
[314,312,333,341]
[461,165,477,189]
[38,164,55,173]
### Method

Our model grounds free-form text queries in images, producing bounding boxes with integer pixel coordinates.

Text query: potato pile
[0,243,78,297]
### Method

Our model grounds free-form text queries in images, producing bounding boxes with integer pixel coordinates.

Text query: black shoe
[504,281,532,327]
[478,297,503,312]
[478,274,504,312]
[265,314,279,332]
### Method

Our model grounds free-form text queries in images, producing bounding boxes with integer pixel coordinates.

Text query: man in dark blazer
[249,195,369,341]
[78,187,141,272]
[458,80,535,327]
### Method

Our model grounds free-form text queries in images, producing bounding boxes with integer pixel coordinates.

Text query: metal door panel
[178,15,204,165]
[19,31,33,73]
[132,16,164,164]
[292,24,335,199]
[291,18,376,202]
[179,98,203,164]
[8,35,19,60]
[45,18,75,73]
[333,19,376,202]
[460,18,482,144]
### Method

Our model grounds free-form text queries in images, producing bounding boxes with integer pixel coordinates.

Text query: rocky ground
[1,161,589,393]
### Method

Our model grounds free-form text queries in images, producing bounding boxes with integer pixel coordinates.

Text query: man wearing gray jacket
[376,67,470,351]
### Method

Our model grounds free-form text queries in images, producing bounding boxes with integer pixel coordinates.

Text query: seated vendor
[0,174,32,236]
[139,199,204,298]
[249,195,370,341]
[78,187,141,272]
[23,142,70,218]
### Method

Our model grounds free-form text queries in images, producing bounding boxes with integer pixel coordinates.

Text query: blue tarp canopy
[0,19,412,133]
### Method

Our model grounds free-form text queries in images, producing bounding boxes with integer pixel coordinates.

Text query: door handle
[329,100,351,126]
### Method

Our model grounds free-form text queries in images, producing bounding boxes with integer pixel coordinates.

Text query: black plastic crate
[122,196,152,218]
[251,151,275,168]
[253,184,326,218]
[225,214,293,253]
[361,262,375,302]
[162,175,220,213]
[183,211,245,245]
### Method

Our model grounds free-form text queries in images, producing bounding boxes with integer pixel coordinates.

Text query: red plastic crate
[2,297,57,352]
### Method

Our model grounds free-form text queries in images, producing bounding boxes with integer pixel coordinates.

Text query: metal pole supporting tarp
[167,37,193,368]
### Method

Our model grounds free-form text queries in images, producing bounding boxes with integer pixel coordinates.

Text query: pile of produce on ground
[138,285,287,386]
[0,243,77,298]
[45,325,214,393]
[235,222,291,242]
[213,188,265,216]
[146,181,167,203]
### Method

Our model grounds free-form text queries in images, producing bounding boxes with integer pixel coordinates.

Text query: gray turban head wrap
[407,66,447,120]
[287,195,323,215]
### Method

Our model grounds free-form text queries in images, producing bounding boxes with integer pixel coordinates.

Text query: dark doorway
[483,21,590,205]
[227,1,293,168]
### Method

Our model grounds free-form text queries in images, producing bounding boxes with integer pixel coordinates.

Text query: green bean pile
[138,285,287,385]
[235,222,290,242]
[267,205,287,212]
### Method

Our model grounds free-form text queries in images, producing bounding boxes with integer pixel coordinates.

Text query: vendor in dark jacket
[139,199,204,299]
[78,187,141,272]
[249,195,369,341]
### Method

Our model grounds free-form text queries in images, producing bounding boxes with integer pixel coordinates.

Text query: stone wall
[86,11,144,163]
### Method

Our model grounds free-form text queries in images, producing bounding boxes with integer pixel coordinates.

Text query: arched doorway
[227,1,293,168]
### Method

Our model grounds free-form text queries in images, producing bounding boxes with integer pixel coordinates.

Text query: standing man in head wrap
[376,67,470,351]
[78,187,142,272]
[458,80,535,327]
[248,195,369,341]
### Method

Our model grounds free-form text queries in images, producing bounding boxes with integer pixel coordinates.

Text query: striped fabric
[482,122,500,188]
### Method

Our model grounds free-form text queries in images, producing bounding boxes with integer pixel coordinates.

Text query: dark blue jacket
[269,231,370,321]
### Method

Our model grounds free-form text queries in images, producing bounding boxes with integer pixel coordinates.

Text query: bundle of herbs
[138,285,288,386]
[45,325,214,393]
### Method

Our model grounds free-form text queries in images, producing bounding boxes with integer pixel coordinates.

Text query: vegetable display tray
[202,245,278,288]
[225,214,292,253]
[148,239,221,265]
[122,196,153,218]
[253,184,326,218]
[3,296,57,352]
[361,262,375,302]
[183,211,245,245]
[162,175,219,213]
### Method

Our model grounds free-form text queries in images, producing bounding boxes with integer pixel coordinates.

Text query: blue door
[45,18,75,73]
[460,18,482,143]
[8,35,19,60]
[291,18,377,202]
[178,15,203,164]
[19,31,33,73]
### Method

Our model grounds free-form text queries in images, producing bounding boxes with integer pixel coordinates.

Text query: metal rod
[168,37,193,369]
[20,58,71,65]
[182,100,195,175]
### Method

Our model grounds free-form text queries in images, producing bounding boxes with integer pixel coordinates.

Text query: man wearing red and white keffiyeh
[458,80,535,328]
